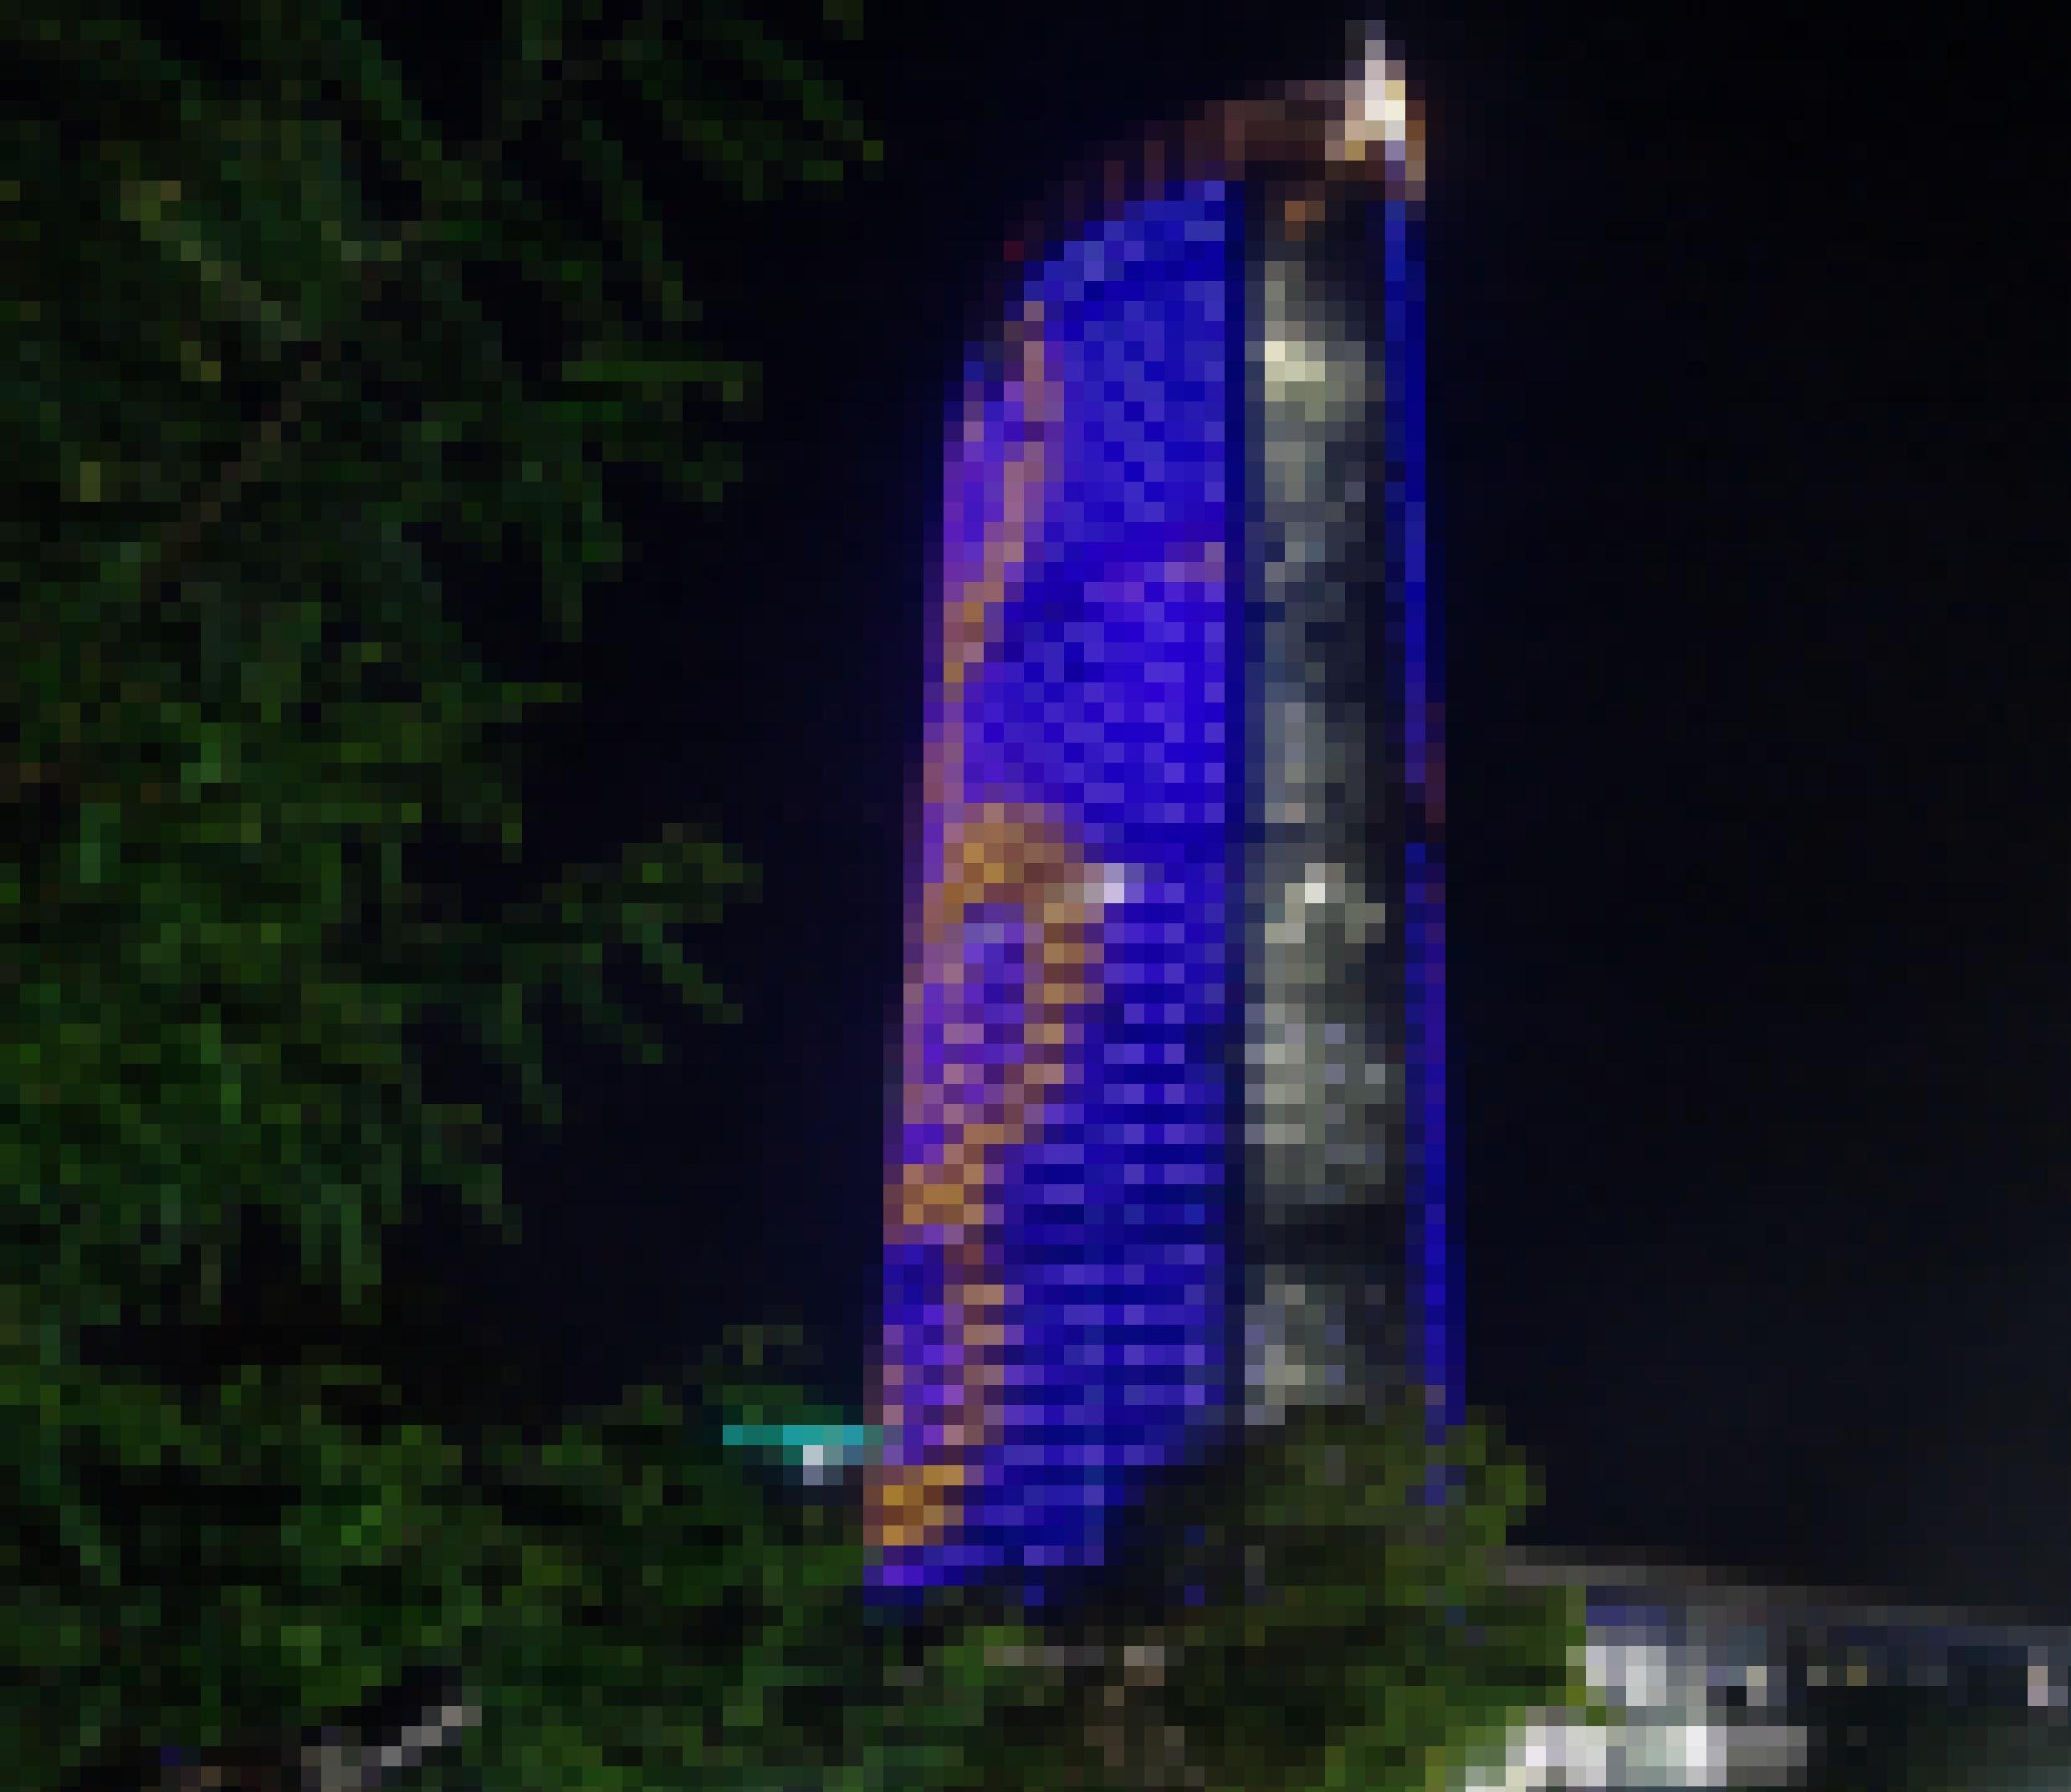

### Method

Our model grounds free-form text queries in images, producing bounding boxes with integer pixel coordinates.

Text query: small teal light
[722,1423,880,1458]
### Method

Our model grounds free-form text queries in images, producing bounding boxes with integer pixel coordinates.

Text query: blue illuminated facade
[870,63,1442,1605]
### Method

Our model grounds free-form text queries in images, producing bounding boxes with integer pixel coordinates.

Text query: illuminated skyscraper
[867,33,1447,1603]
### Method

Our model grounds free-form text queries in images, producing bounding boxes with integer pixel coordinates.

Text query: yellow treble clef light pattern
[870,182,1239,1595]
[866,301,1110,1559]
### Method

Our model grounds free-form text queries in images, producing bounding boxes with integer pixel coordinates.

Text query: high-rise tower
[868,34,1446,1604]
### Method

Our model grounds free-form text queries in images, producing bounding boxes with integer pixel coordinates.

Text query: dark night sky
[384,2,2071,1624]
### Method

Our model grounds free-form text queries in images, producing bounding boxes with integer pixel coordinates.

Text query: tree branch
[131,2,655,605]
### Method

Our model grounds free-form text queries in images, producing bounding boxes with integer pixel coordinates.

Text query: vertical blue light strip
[1386,195,1457,1433]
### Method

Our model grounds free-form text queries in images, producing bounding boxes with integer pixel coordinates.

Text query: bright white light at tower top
[1335,27,1421,187]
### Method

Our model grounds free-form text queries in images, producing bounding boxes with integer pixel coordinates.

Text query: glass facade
[869,49,1446,1604]
[869,186,1239,1599]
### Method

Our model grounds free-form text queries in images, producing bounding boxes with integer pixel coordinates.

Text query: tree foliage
[1,0,893,1782]
[1037,1397,1600,1792]
[2,0,879,1325]
[422,1336,1062,1792]
[8,1316,1060,1791]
